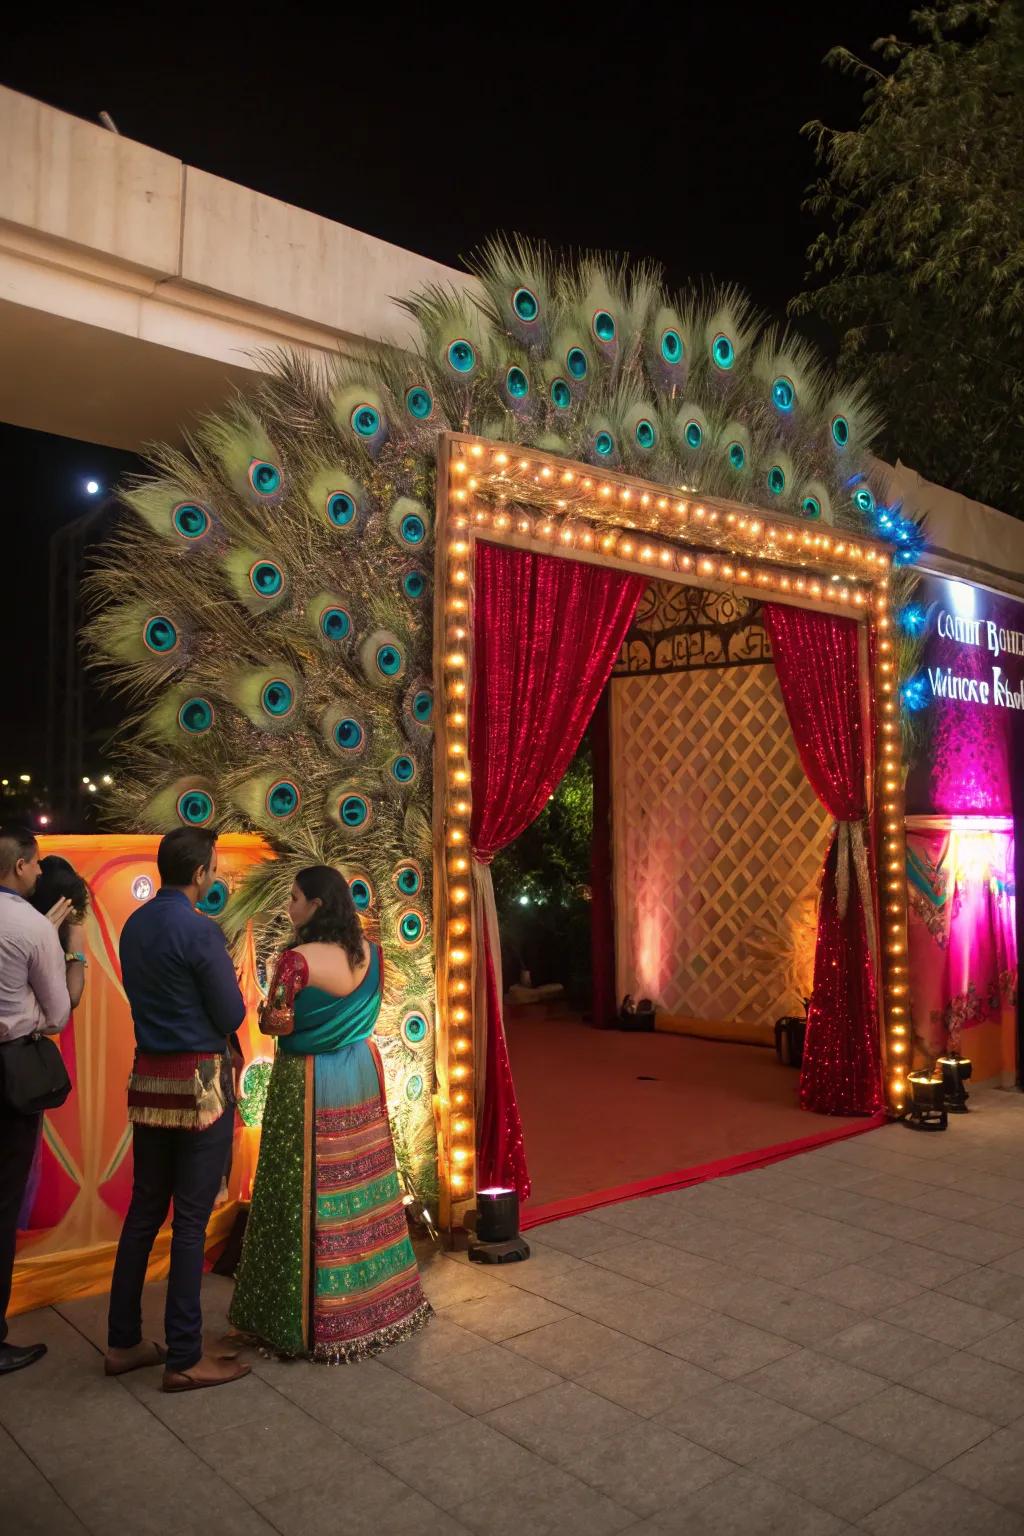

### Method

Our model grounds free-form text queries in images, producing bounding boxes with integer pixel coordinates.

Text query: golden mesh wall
[610,663,830,1025]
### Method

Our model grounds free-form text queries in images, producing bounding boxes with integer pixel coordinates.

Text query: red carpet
[508,1013,875,1214]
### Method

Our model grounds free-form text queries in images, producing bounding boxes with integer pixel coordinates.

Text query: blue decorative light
[898,604,926,635]
[901,674,931,711]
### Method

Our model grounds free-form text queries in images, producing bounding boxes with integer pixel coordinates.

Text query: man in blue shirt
[105,827,250,1393]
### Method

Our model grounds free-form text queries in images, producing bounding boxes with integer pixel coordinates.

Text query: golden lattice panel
[610,663,831,1025]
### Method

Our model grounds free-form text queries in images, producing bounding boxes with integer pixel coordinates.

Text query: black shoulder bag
[0,1033,72,1114]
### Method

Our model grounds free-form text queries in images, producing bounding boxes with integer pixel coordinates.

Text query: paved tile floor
[7,1086,1024,1533]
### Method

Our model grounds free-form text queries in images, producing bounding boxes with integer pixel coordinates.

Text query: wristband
[65,951,87,966]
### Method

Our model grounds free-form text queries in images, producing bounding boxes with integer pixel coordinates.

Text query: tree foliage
[792,1,1024,514]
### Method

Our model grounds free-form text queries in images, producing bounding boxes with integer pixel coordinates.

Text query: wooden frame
[433,432,909,1231]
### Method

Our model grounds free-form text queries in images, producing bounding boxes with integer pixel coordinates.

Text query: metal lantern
[937,1054,972,1113]
[904,1071,947,1132]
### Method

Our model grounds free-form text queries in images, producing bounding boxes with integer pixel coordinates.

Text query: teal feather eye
[660,329,683,364]
[176,789,214,826]
[853,486,875,515]
[447,339,476,374]
[801,495,822,519]
[390,754,416,784]
[550,378,572,410]
[398,910,424,945]
[412,688,433,723]
[319,606,351,640]
[592,310,616,342]
[351,403,381,437]
[172,503,211,540]
[349,876,373,910]
[712,333,735,370]
[767,465,786,495]
[683,420,703,450]
[402,569,427,599]
[143,616,178,653]
[635,419,657,450]
[266,780,300,819]
[260,679,294,718]
[402,1011,428,1046]
[566,347,588,380]
[339,794,369,828]
[513,287,539,322]
[832,415,850,447]
[197,879,228,915]
[247,459,283,496]
[395,862,422,897]
[772,377,795,411]
[333,718,364,751]
[405,385,433,420]
[594,431,614,458]
[406,1073,424,1102]
[376,643,403,677]
[505,366,529,399]
[728,441,746,471]
[178,697,214,734]
[248,560,285,597]
[400,512,426,545]
[326,491,356,526]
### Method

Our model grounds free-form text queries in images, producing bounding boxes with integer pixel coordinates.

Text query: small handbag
[0,1032,72,1114]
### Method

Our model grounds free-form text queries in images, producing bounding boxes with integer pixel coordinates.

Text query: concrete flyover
[0,85,470,452]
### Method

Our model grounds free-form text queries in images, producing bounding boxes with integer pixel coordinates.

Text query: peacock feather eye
[505,366,529,400]
[339,794,370,828]
[446,339,476,374]
[248,560,285,597]
[728,441,746,471]
[390,754,416,784]
[412,688,433,723]
[247,459,283,497]
[853,486,875,515]
[400,512,426,545]
[394,862,422,897]
[178,697,214,734]
[801,496,822,519]
[635,419,657,450]
[405,1073,424,1101]
[176,789,214,826]
[197,879,228,915]
[566,346,589,380]
[831,414,850,448]
[401,1010,428,1046]
[772,376,795,411]
[405,385,433,420]
[350,403,381,437]
[767,465,786,495]
[550,378,572,410]
[594,431,614,458]
[592,310,616,342]
[349,876,373,910]
[712,332,735,370]
[513,286,539,322]
[333,718,364,751]
[265,780,300,819]
[376,642,404,677]
[319,606,351,640]
[172,503,211,540]
[660,329,683,364]
[260,679,294,718]
[326,491,356,526]
[402,569,427,599]
[398,909,425,946]
[143,616,178,653]
[683,420,703,450]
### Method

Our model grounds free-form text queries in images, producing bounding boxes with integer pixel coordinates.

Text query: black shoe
[0,1341,47,1375]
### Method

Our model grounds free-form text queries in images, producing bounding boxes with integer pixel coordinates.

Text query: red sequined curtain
[763,604,884,1115]
[470,542,645,1195]
[590,687,618,1029]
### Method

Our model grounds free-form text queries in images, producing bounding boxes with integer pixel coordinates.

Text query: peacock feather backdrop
[85,238,924,1197]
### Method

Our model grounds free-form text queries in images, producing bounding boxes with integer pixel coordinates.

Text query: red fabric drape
[470,542,645,1194]
[763,604,884,1115]
[589,687,618,1029]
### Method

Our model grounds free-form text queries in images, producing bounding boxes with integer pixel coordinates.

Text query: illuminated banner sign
[904,575,1024,817]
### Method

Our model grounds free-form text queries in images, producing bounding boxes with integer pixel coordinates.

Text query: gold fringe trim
[128,1074,195,1095]
[311,1299,435,1365]
[128,1105,227,1130]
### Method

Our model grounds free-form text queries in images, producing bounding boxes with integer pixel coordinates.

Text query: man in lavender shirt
[0,825,74,1375]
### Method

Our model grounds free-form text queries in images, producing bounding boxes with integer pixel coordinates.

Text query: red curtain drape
[470,542,645,1195]
[589,687,618,1029]
[763,604,884,1115]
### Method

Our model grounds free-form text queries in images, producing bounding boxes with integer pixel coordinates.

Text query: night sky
[3,4,911,798]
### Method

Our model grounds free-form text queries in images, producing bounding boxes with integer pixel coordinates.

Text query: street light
[86,480,101,495]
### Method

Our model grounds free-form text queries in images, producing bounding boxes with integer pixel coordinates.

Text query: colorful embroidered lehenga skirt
[229,1034,432,1362]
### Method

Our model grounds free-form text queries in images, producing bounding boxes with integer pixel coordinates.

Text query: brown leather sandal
[162,1355,251,1392]
[104,1341,168,1376]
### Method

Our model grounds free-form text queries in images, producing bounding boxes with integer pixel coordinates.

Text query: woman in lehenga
[229,865,432,1361]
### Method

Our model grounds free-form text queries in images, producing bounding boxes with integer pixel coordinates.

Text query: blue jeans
[107,1110,234,1372]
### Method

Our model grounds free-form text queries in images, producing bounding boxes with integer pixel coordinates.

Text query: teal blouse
[277,945,383,1057]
